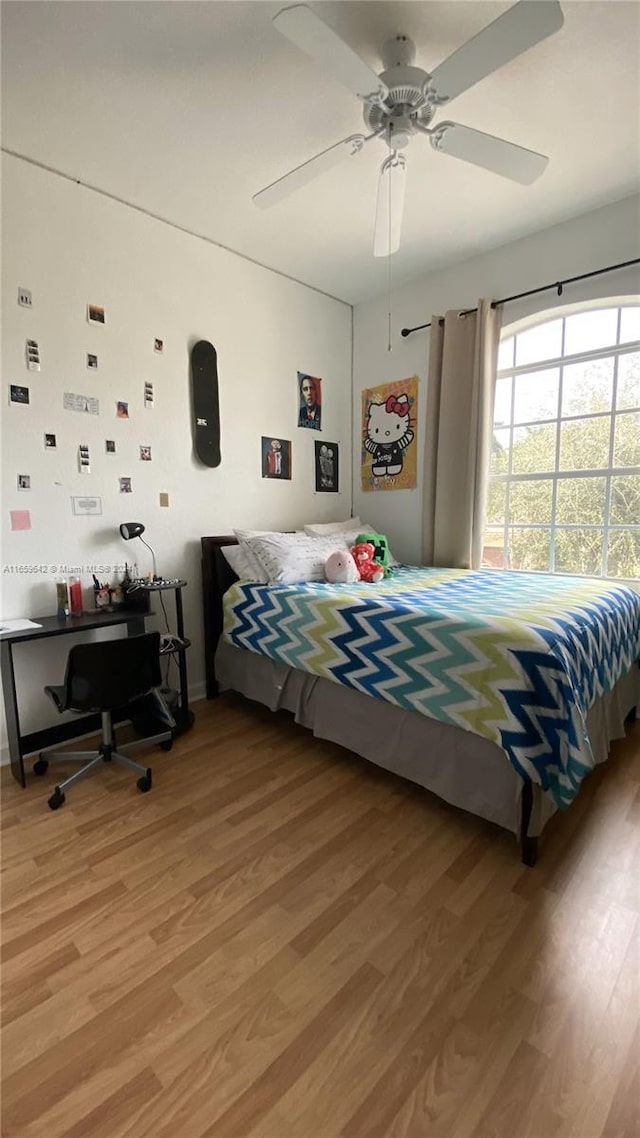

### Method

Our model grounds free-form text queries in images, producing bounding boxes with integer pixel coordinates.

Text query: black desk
[1,609,148,787]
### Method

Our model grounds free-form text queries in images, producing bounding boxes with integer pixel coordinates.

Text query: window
[484,302,640,581]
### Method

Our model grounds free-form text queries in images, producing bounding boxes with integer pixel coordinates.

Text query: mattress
[222,566,640,808]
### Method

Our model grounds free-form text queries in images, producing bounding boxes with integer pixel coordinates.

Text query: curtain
[422,298,502,569]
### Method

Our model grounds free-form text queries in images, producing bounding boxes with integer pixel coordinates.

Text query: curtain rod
[400,257,640,338]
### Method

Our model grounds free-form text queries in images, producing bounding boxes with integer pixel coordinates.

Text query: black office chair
[35,632,174,811]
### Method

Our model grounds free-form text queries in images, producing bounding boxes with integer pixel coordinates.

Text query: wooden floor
[1,694,638,1138]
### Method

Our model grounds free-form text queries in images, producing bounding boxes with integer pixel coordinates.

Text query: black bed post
[201,536,239,700]
[519,778,538,867]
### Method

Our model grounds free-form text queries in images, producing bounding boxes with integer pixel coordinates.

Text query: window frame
[486,301,640,583]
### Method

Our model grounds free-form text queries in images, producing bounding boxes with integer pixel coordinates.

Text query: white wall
[1,154,352,744]
[353,194,640,564]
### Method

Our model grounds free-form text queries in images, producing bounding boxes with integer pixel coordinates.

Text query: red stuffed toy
[350,541,384,583]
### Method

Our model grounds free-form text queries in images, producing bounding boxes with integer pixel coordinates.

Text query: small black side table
[137,580,195,737]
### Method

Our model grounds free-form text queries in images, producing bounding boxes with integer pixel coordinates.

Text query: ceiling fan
[253,1,564,257]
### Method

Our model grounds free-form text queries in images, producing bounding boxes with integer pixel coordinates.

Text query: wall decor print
[87,353,98,370]
[261,436,291,480]
[17,474,31,491]
[45,433,57,449]
[154,338,163,354]
[87,304,105,325]
[105,439,116,454]
[72,495,102,516]
[10,509,31,531]
[119,476,132,493]
[64,392,99,414]
[17,288,33,309]
[361,376,418,493]
[298,372,322,430]
[26,340,41,371]
[116,401,129,419]
[140,445,151,461]
[315,441,339,493]
[10,385,30,405]
[78,444,91,474]
[144,382,154,408]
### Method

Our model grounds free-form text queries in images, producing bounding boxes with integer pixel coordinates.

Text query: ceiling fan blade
[273,4,389,103]
[253,134,369,209]
[429,0,564,103]
[430,121,548,184]
[373,154,407,258]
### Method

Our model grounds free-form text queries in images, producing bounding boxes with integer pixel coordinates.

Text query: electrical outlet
[18,288,33,308]
[159,492,169,507]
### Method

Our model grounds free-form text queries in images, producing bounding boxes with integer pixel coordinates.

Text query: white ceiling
[2,1,639,304]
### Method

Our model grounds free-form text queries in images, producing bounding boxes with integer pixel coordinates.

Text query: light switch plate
[159,492,169,507]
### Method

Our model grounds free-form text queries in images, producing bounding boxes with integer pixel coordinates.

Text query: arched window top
[499,298,640,373]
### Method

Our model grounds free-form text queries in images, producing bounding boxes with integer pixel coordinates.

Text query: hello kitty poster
[361,377,418,492]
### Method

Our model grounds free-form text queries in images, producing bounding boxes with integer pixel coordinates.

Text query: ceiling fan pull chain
[387,152,394,352]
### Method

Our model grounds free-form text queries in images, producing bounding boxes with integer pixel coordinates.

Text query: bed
[201,535,640,865]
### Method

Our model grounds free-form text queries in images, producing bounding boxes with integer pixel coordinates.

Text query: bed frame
[201,534,541,865]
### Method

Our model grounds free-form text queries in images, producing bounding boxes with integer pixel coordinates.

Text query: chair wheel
[48,789,65,810]
[34,758,49,776]
[158,739,173,752]
[137,770,152,793]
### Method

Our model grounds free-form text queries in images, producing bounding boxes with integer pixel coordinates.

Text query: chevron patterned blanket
[223,568,640,807]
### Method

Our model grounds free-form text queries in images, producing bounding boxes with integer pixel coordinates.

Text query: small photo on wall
[298,372,322,430]
[144,382,154,408]
[45,433,57,448]
[119,476,132,493]
[78,444,91,474]
[154,338,164,354]
[105,439,116,454]
[17,474,31,491]
[315,441,339,493]
[10,384,30,405]
[116,401,129,419]
[26,340,41,371]
[140,445,151,461]
[87,304,105,325]
[261,436,291,480]
[87,353,98,370]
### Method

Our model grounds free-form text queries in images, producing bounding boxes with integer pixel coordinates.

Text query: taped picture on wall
[26,340,41,371]
[361,377,418,493]
[17,474,31,491]
[315,441,339,493]
[45,433,56,448]
[119,476,132,493]
[117,401,129,419]
[261,436,291,480]
[87,353,98,370]
[10,385,29,405]
[154,338,163,354]
[78,444,91,474]
[144,382,154,408]
[64,392,99,414]
[298,372,322,430]
[87,304,105,325]
[105,439,116,454]
[140,446,151,461]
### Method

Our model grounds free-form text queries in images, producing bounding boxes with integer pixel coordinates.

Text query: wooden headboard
[201,535,239,698]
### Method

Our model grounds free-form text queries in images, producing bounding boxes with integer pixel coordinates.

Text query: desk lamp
[119,522,159,581]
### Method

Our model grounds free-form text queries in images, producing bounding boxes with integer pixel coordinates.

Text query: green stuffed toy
[356,533,393,577]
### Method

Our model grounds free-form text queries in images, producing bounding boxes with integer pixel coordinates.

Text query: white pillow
[308,523,400,567]
[231,530,274,582]
[221,544,261,581]
[304,517,362,536]
[245,532,350,585]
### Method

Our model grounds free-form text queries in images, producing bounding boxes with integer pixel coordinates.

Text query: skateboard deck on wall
[190,340,221,467]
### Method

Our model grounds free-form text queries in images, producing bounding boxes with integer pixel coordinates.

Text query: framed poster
[361,376,418,492]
